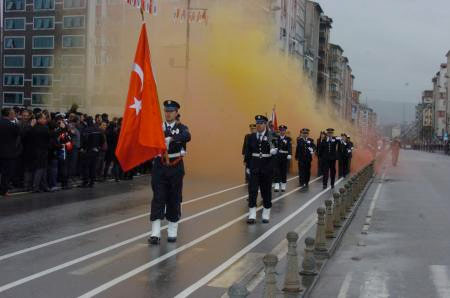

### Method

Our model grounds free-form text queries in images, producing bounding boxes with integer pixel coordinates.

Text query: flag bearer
[274,125,292,192]
[295,128,316,191]
[148,100,191,245]
[244,115,278,224]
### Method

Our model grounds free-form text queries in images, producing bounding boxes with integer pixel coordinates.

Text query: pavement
[0,167,345,298]
[310,149,450,298]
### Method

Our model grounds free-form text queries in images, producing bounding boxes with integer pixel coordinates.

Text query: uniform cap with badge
[255,115,268,124]
[163,100,181,112]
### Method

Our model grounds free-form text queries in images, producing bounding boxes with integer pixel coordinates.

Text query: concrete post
[332,193,341,228]
[263,254,279,298]
[228,283,250,298]
[300,237,317,289]
[283,232,301,293]
[325,200,335,238]
[338,188,346,220]
[314,207,327,255]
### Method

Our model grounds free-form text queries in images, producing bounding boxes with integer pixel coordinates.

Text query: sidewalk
[310,150,450,298]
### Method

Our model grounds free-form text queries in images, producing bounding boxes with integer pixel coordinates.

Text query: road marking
[69,244,147,275]
[0,176,311,293]
[430,265,450,298]
[174,179,343,298]
[77,177,328,298]
[0,177,294,262]
[337,272,353,298]
[360,270,389,298]
[362,172,385,235]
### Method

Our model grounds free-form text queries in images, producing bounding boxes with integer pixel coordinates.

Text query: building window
[62,35,85,48]
[4,55,25,68]
[34,17,55,30]
[33,36,54,49]
[5,0,25,11]
[32,74,53,87]
[63,16,85,29]
[3,92,24,105]
[32,55,54,68]
[32,93,52,105]
[61,55,85,67]
[4,18,26,31]
[34,0,55,10]
[3,74,24,87]
[4,37,25,49]
[63,0,86,9]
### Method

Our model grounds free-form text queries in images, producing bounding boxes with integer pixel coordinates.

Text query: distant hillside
[367,100,416,125]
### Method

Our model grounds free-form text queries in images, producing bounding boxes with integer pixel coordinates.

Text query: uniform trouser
[317,158,323,176]
[151,159,184,222]
[322,159,336,187]
[275,156,288,184]
[82,151,99,185]
[298,161,312,186]
[248,169,272,209]
[0,158,14,195]
[342,157,350,177]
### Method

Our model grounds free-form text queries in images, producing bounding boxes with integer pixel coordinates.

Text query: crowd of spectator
[0,105,151,197]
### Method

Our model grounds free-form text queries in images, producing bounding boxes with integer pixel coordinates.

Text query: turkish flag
[271,107,278,131]
[115,23,166,172]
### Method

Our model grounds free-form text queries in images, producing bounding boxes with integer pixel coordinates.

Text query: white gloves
[287,155,292,160]
[270,148,278,155]
[308,147,314,154]
[165,137,172,148]
[246,168,250,175]
[181,149,186,156]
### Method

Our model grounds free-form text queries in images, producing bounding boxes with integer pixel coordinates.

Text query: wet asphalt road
[311,150,450,298]
[0,170,340,298]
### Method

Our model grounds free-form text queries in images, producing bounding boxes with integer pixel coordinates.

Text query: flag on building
[126,0,158,15]
[115,23,166,172]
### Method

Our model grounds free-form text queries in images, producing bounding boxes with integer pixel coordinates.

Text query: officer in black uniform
[81,117,105,188]
[319,128,338,189]
[242,124,256,183]
[295,128,316,191]
[338,133,352,178]
[244,115,278,224]
[149,100,191,245]
[274,125,292,192]
[347,135,354,175]
[316,131,326,176]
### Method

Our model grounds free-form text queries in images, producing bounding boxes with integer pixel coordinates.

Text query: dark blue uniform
[245,130,276,209]
[275,135,292,187]
[319,136,339,188]
[338,140,352,178]
[151,122,191,222]
[295,137,315,187]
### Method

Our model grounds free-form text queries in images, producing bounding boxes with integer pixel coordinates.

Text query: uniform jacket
[338,140,352,159]
[164,122,191,157]
[296,137,316,163]
[0,118,21,159]
[277,135,292,159]
[319,136,339,161]
[244,130,277,174]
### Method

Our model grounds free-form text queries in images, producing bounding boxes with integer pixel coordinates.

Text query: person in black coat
[29,113,51,192]
[274,125,292,192]
[0,108,21,196]
[319,128,339,189]
[80,117,105,187]
[338,133,352,178]
[244,115,278,224]
[295,128,316,191]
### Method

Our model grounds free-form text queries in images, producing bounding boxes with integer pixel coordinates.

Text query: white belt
[168,152,182,158]
[252,153,271,158]
[279,150,289,154]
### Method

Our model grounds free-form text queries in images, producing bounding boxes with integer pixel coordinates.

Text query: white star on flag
[129,97,142,116]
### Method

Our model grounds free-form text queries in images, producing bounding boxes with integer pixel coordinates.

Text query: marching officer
[244,115,278,224]
[149,100,191,245]
[274,125,292,192]
[319,128,338,189]
[295,128,316,191]
[338,133,352,178]
[242,124,257,183]
[347,135,354,174]
[316,131,326,176]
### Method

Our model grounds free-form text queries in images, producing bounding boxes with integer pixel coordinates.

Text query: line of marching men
[242,115,354,224]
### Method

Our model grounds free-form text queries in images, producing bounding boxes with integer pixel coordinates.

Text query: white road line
[174,179,343,298]
[362,172,385,235]
[430,265,450,298]
[0,176,311,294]
[337,272,353,298]
[0,178,288,262]
[77,177,327,298]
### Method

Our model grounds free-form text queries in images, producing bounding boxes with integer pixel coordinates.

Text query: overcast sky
[316,0,450,106]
